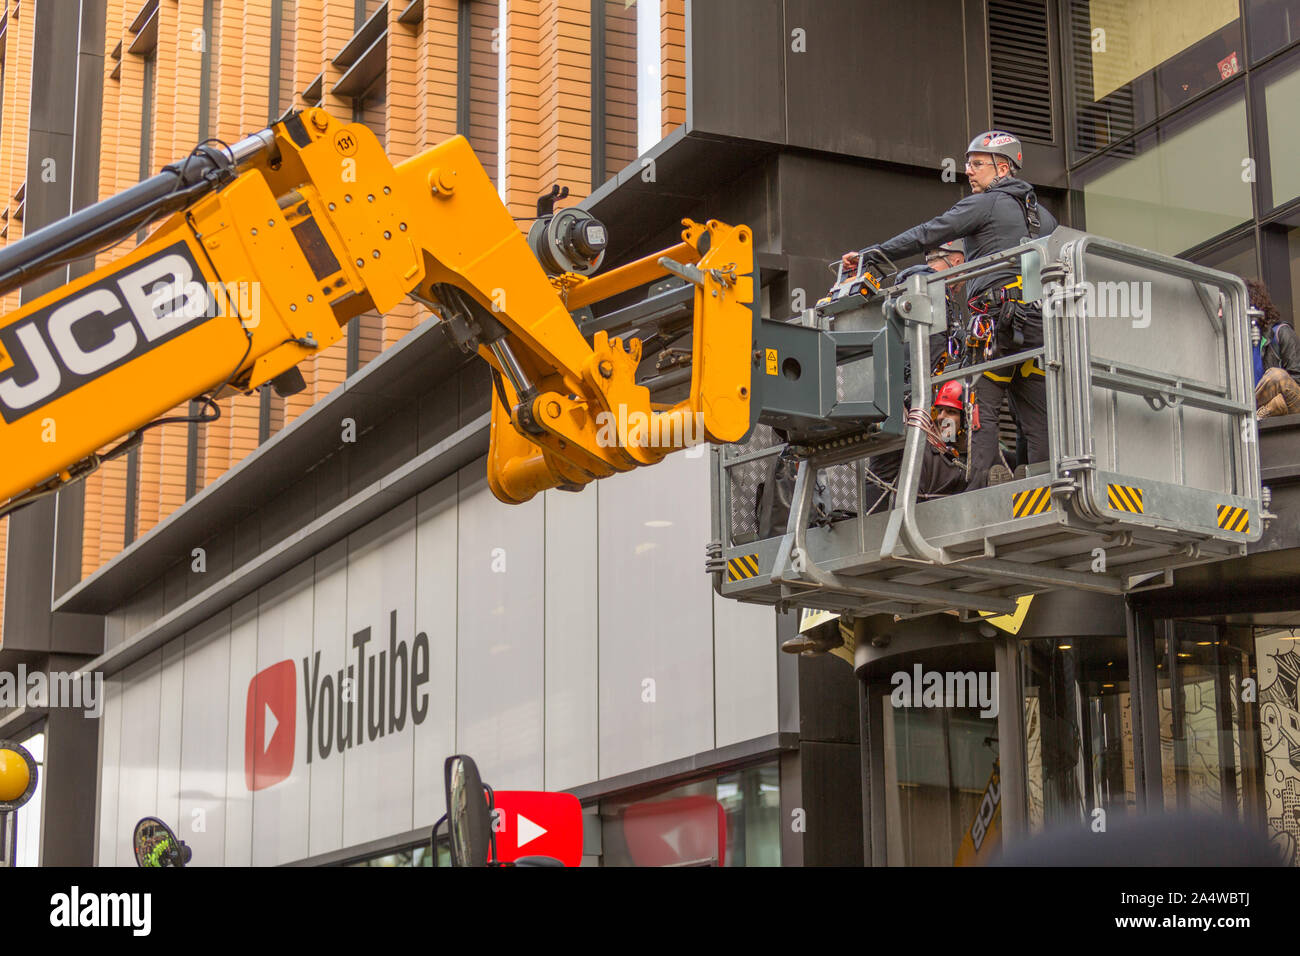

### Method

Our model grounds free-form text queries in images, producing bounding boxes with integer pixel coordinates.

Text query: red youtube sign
[245,660,296,791]
[491,791,583,866]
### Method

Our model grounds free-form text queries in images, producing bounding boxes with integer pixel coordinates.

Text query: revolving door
[854,594,1274,866]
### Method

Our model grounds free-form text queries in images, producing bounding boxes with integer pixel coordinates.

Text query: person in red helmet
[932,380,964,436]
[920,379,968,496]
[864,378,969,513]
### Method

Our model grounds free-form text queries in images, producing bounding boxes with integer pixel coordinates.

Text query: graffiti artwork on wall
[1258,636,1300,866]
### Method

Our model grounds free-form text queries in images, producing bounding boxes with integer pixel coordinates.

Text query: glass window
[357,81,386,147]
[1193,231,1259,280]
[275,0,297,119]
[1157,624,1260,819]
[1074,88,1252,255]
[883,655,1003,868]
[635,0,660,155]
[593,0,667,183]
[1022,637,1134,840]
[140,50,157,181]
[715,765,782,866]
[598,762,781,866]
[1247,0,1300,61]
[1152,19,1244,115]
[1260,52,1300,210]
[346,842,444,866]
[348,848,414,866]
[603,0,639,178]
[1068,0,1242,159]
[463,0,499,189]
[346,84,385,377]
[883,687,1000,866]
[199,0,221,141]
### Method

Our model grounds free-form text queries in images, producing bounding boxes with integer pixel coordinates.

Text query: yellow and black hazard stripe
[727,553,760,582]
[1216,504,1250,534]
[1107,483,1144,514]
[1012,485,1053,517]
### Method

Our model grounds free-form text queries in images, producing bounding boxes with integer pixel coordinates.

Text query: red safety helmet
[934,380,964,412]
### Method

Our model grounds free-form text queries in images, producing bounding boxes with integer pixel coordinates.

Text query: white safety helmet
[966,131,1023,173]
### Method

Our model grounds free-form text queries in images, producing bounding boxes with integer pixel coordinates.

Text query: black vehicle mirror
[444,754,491,868]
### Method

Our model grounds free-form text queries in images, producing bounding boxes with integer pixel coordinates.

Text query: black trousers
[967,309,1048,490]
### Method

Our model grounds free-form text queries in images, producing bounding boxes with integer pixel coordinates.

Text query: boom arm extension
[0,109,756,512]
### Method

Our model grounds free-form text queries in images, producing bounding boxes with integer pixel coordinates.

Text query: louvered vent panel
[989,0,1055,144]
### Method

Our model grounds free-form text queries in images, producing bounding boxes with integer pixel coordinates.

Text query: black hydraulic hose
[0,131,277,299]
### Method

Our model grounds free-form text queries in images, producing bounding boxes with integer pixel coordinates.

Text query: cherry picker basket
[709,228,1263,620]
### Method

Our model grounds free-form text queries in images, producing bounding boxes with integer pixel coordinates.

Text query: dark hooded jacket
[864,442,967,513]
[876,177,1058,297]
[1262,320,1300,382]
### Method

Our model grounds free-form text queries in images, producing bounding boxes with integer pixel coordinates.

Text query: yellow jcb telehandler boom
[0,108,757,516]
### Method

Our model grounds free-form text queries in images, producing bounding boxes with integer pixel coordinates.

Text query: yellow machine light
[0,748,31,803]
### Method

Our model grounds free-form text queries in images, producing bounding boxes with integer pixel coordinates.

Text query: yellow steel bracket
[486,218,755,502]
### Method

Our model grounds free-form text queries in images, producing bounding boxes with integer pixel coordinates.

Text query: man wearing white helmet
[841,130,1058,489]
[926,239,965,272]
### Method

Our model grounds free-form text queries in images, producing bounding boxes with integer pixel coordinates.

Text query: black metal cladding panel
[989,0,1054,144]
[688,0,786,143]
[782,0,968,166]
[777,152,965,268]
[30,0,81,133]
[2,496,55,651]
[583,131,778,267]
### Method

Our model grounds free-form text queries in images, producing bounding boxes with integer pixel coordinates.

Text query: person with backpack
[1251,278,1300,418]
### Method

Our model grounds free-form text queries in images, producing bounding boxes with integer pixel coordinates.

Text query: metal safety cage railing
[708,227,1264,620]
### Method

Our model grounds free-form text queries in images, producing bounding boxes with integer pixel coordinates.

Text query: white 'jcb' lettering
[0,250,209,416]
[118,253,204,341]
[0,323,62,410]
[47,288,136,375]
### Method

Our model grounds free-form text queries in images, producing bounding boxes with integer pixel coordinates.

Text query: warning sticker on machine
[1107,483,1145,514]
[765,349,777,375]
[727,553,760,581]
[1216,504,1250,533]
[1012,486,1053,517]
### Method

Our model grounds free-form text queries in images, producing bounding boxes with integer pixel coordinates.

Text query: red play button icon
[245,660,296,791]
[491,791,583,866]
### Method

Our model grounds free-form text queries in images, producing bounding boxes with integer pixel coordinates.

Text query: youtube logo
[245,660,296,791]
[491,791,583,866]
[240,610,435,791]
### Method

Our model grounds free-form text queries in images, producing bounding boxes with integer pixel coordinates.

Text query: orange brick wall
[0,0,689,597]
[0,0,33,316]
[661,0,685,135]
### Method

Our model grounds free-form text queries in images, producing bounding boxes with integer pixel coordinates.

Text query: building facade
[2,0,1300,866]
